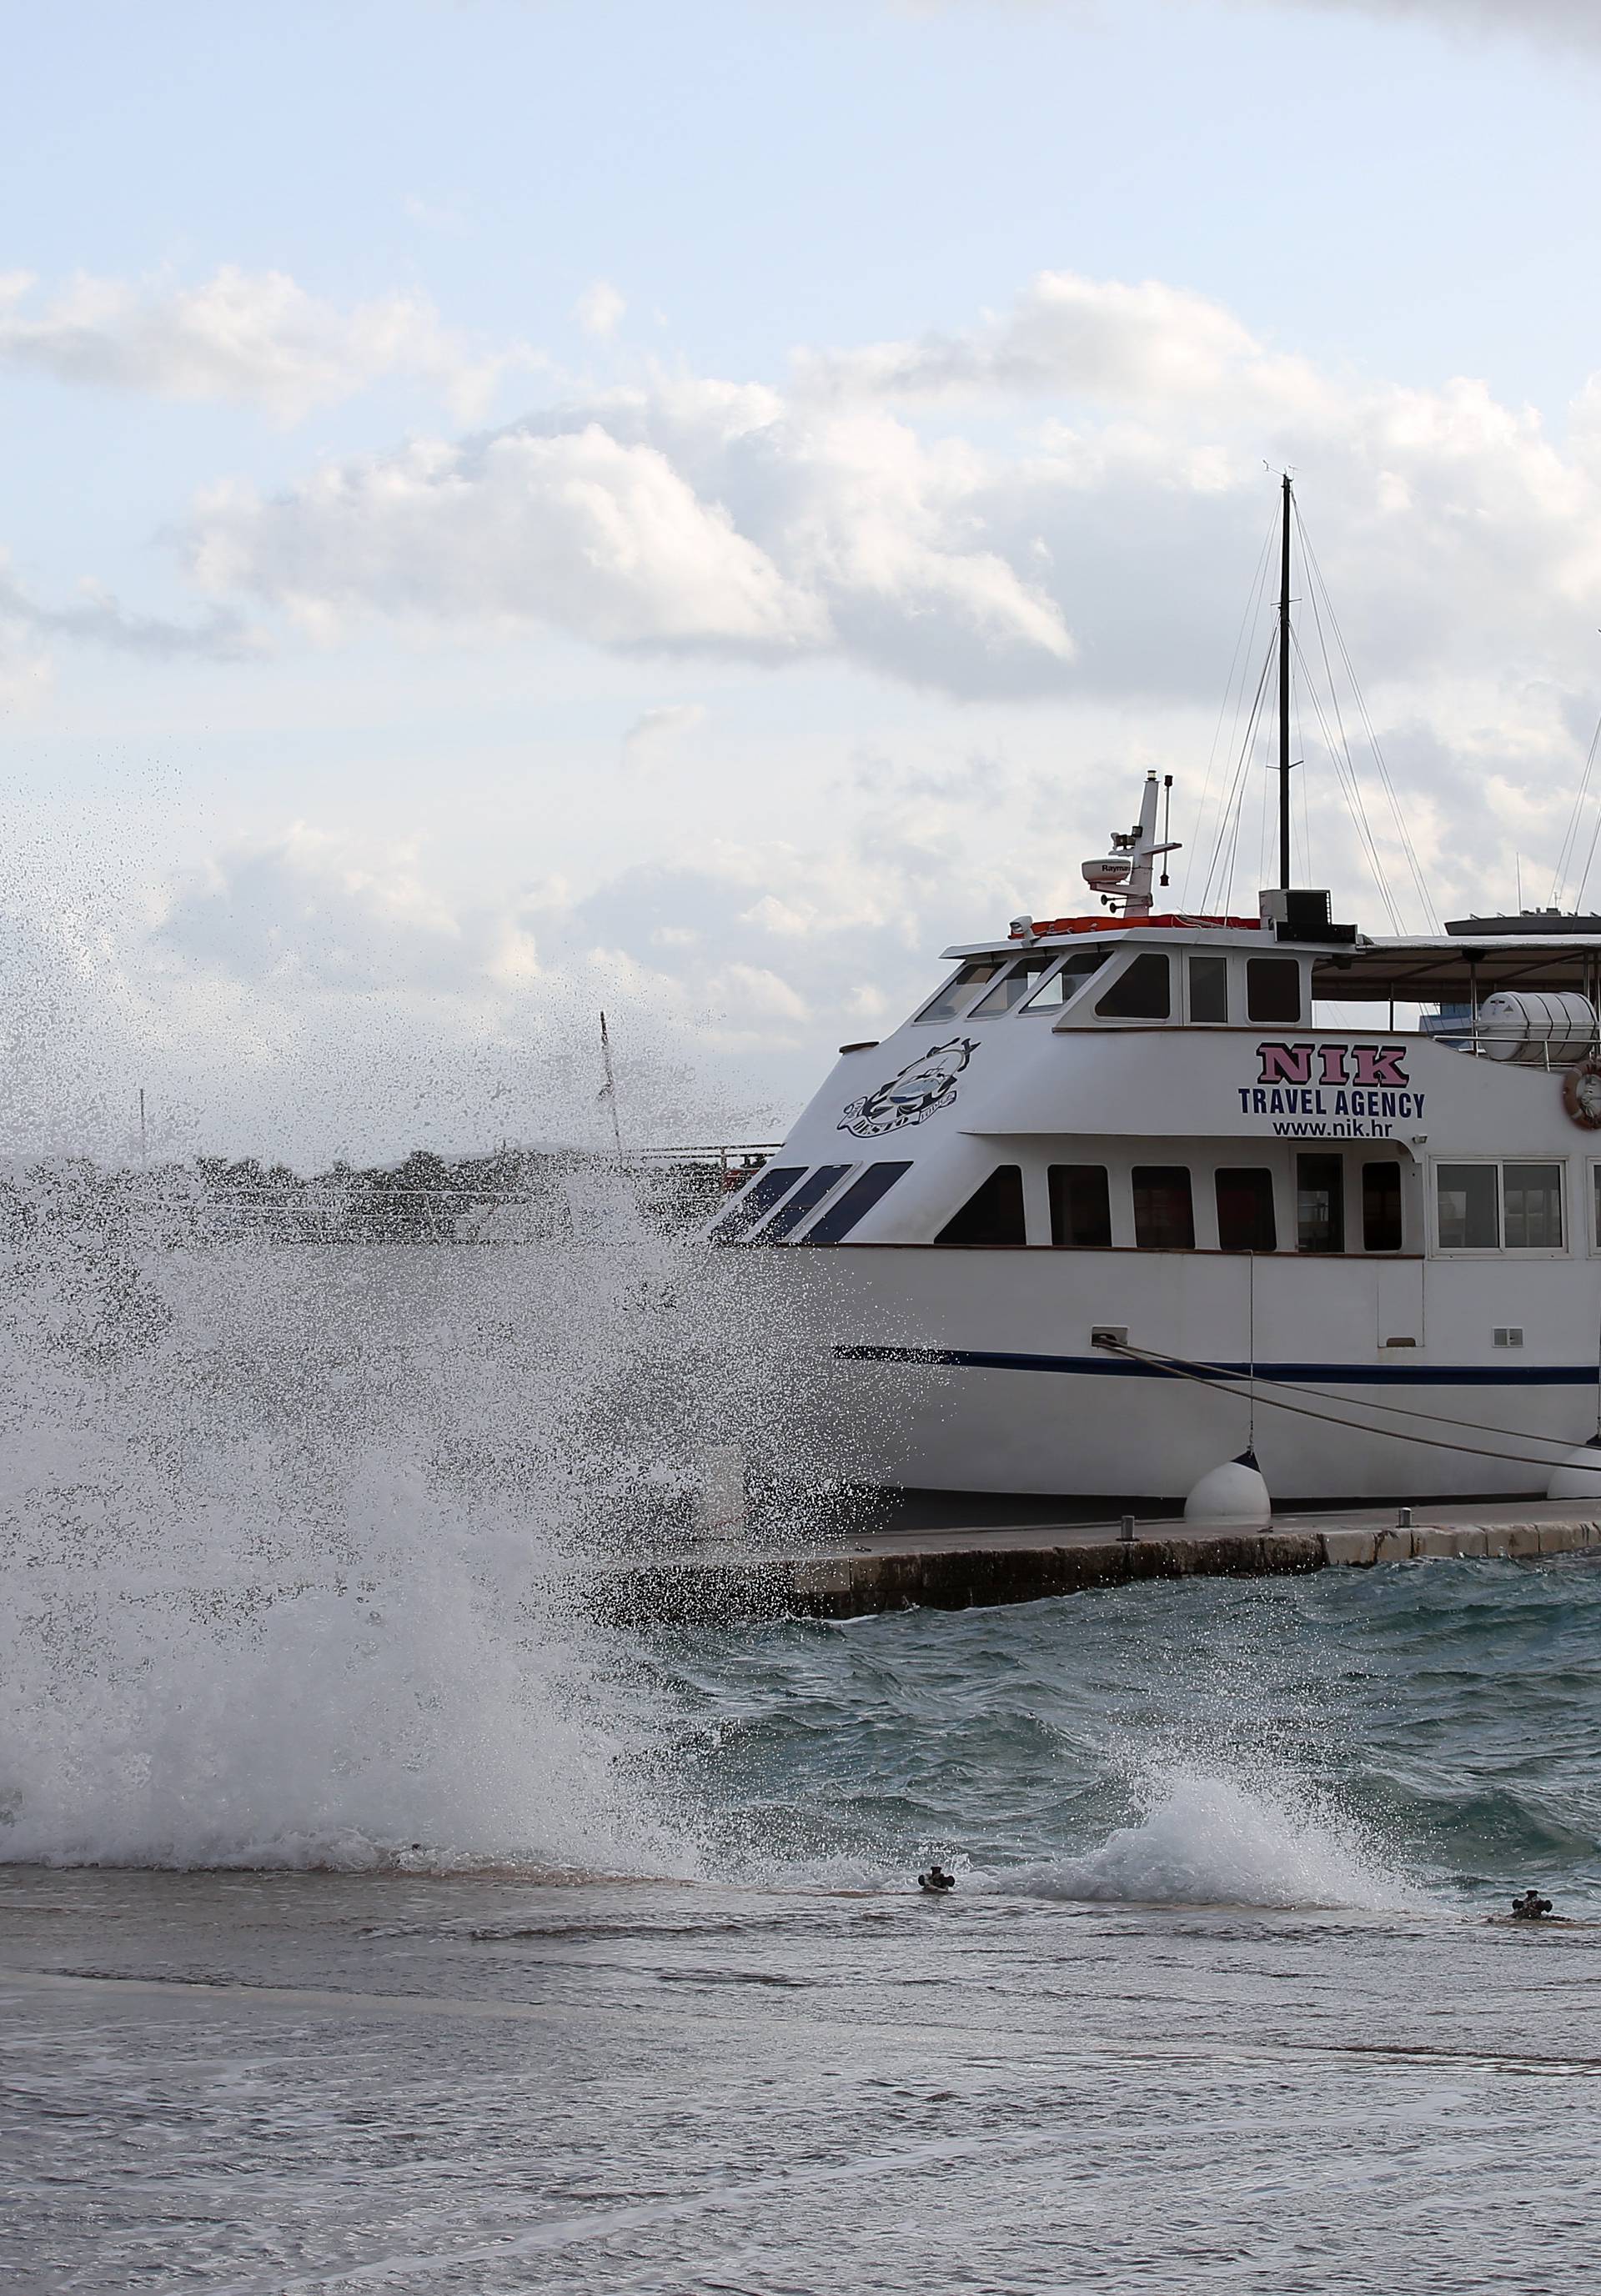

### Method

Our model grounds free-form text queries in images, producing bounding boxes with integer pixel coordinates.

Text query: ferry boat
[707,481,1601,1504]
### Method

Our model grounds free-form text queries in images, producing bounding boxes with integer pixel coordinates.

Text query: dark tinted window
[1096,952,1171,1020]
[1189,953,1228,1023]
[936,1166,1026,1247]
[1247,957,1302,1023]
[1048,1164,1112,1247]
[916,958,1006,1025]
[1132,1166,1194,1250]
[1215,1168,1277,1251]
[801,1161,910,1245]
[759,1163,851,1241]
[1362,1162,1403,1251]
[1023,947,1111,1010]
[1297,1155,1345,1253]
[707,1165,805,1243]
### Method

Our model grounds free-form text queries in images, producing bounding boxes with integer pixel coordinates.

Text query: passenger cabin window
[1297,1155,1345,1253]
[1048,1164,1112,1248]
[971,953,1056,1015]
[1504,1163,1563,1250]
[1096,952,1172,1020]
[759,1163,850,1241]
[1435,1161,1565,1253]
[800,1161,910,1245]
[1436,1164,1498,1251]
[1215,1168,1276,1252]
[1247,958,1302,1024]
[1362,1162,1403,1252]
[1023,947,1110,1010]
[1188,954,1229,1024]
[916,958,1006,1025]
[937,1166,1026,1247]
[1132,1166,1194,1250]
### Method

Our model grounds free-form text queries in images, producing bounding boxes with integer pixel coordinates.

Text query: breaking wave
[1000,1762,1420,1911]
[0,1161,856,1870]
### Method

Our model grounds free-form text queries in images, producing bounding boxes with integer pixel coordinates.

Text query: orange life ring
[1563,1057,1601,1129]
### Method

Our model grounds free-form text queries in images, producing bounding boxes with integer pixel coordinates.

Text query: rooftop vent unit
[1259,888,1358,945]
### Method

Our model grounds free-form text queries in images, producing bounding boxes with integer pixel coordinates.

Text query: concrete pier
[601,1502,1601,1626]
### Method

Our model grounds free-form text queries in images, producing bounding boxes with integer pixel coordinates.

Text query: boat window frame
[1430,1156,1569,1259]
[912,955,1010,1027]
[1247,955,1304,1025]
[1022,945,1112,1014]
[1187,952,1231,1027]
[969,951,1062,1017]
[1094,950,1172,1023]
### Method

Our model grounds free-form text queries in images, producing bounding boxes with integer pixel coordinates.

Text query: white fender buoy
[1546,1435,1601,1501]
[1183,1449,1272,1529]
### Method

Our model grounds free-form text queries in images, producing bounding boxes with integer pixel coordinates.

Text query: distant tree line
[0,1145,745,1246]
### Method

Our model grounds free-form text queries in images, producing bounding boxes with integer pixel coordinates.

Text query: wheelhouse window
[971,953,1057,1015]
[916,958,1006,1025]
[1362,1162,1403,1252]
[1132,1166,1194,1250]
[936,1166,1026,1247]
[1435,1164,1498,1251]
[1247,958,1302,1024]
[1096,952,1172,1020]
[708,1166,805,1244]
[1023,947,1110,1010]
[758,1163,850,1241]
[1188,954,1229,1025]
[1215,1168,1276,1252]
[1296,1154,1345,1253]
[1048,1164,1112,1248]
[800,1161,910,1244]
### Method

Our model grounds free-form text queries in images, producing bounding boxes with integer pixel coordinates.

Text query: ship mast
[1277,469,1292,890]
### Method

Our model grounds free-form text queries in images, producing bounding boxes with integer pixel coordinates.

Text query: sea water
[3,1176,1600,2291]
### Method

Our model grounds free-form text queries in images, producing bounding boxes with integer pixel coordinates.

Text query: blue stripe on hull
[835,1345,1599,1388]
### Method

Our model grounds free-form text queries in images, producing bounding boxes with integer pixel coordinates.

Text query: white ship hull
[773,1245,1595,1501]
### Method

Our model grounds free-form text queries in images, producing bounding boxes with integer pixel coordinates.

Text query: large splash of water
[0,1160,856,1871]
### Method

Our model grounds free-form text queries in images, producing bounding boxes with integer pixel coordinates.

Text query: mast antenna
[1277,469,1293,890]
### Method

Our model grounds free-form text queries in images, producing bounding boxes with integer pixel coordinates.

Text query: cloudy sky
[7,0,1601,1163]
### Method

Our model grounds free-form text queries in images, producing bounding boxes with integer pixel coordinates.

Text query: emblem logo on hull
[839,1037,976,1139]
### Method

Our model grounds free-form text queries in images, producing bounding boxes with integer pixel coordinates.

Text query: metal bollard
[1119,1513,1136,1544]
[1397,1506,1413,1530]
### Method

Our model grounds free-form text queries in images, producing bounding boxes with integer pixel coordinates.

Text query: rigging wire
[1204,632,1277,914]
[1289,625,1404,932]
[1549,705,1601,910]
[1293,505,1439,933]
[1182,509,1278,908]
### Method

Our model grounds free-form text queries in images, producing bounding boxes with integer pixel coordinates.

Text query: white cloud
[575,279,626,338]
[152,825,540,997]
[0,266,541,424]
[173,274,1601,708]
[622,701,707,765]
[188,424,826,650]
[799,269,1302,410]
[182,380,1075,693]
[1255,0,1601,50]
[0,551,259,664]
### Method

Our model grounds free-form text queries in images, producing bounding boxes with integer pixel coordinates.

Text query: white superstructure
[707,774,1601,1502]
